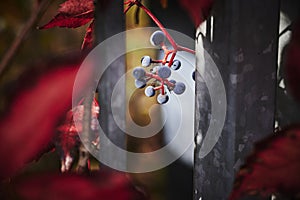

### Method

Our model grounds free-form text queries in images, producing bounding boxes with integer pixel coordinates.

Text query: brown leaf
[229,126,300,199]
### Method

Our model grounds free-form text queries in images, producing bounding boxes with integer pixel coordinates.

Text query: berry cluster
[125,0,195,104]
[132,31,187,104]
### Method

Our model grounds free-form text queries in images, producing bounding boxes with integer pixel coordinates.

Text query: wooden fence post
[95,0,126,168]
[194,0,280,199]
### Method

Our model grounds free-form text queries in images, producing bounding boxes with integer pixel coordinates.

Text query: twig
[0,0,51,76]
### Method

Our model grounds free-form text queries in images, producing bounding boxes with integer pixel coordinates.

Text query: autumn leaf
[11,171,147,200]
[0,56,91,180]
[178,0,214,27]
[81,20,95,50]
[284,21,300,102]
[39,0,95,50]
[39,0,94,29]
[229,126,300,200]
[55,98,100,172]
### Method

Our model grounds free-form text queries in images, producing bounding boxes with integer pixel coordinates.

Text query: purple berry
[173,82,186,95]
[169,79,176,85]
[132,67,146,80]
[150,30,166,46]
[145,86,155,97]
[157,66,171,79]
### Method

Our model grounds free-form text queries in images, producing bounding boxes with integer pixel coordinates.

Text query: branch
[0,0,51,76]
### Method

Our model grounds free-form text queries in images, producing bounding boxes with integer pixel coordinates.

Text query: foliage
[39,0,95,50]
[229,126,300,199]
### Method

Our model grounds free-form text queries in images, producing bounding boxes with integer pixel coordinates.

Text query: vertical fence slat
[194,0,280,199]
[95,0,126,167]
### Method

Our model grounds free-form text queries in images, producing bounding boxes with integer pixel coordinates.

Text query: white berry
[171,60,181,70]
[157,93,169,104]
[135,79,146,88]
[141,56,152,67]
[145,86,155,97]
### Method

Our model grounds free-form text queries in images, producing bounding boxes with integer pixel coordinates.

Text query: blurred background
[0,0,195,200]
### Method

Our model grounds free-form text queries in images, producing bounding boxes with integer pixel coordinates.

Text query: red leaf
[39,11,94,29]
[56,98,100,172]
[0,66,76,179]
[59,0,94,15]
[81,20,94,50]
[229,126,300,200]
[0,57,91,179]
[178,0,214,27]
[39,0,94,29]
[284,21,300,102]
[39,0,97,49]
[13,171,147,200]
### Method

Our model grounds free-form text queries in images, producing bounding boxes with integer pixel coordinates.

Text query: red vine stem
[178,45,196,54]
[124,0,196,55]
[137,2,178,50]
[124,0,195,96]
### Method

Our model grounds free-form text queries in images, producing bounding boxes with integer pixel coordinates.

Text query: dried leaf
[229,126,300,199]
[178,0,214,27]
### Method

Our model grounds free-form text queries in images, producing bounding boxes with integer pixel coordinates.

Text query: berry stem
[178,45,196,54]
[137,2,178,50]
[161,81,165,94]
[168,52,177,67]
[124,3,134,14]
[124,0,195,55]
[146,72,163,81]
[165,80,175,87]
